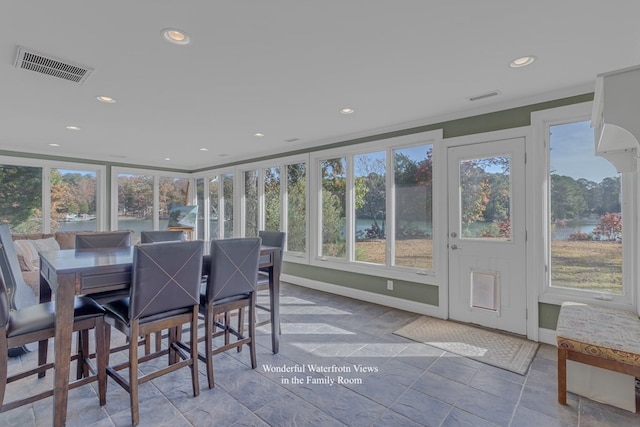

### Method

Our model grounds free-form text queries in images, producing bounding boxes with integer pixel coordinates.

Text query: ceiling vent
[14,46,94,84]
[468,90,500,102]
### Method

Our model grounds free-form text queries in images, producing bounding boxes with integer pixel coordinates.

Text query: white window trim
[0,156,107,233]
[531,102,636,310]
[309,130,443,284]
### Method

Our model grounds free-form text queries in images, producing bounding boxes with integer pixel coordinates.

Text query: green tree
[550,174,587,220]
[0,165,42,232]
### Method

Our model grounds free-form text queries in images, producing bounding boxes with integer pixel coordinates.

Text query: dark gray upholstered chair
[256,230,285,329]
[0,267,107,413]
[199,237,261,389]
[75,231,132,249]
[102,241,203,426]
[140,230,184,243]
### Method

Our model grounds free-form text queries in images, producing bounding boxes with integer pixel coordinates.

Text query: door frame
[439,126,538,341]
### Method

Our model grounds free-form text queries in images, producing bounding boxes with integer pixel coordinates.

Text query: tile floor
[2,282,640,427]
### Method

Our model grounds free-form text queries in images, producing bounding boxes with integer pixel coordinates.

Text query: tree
[550,174,587,220]
[0,165,42,232]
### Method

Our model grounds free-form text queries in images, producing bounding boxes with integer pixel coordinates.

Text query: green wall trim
[284,262,439,305]
[539,302,561,330]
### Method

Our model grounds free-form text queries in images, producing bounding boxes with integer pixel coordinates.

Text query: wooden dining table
[38,244,281,427]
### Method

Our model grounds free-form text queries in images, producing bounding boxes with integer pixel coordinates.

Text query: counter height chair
[102,240,203,426]
[199,237,261,389]
[256,230,285,331]
[0,273,107,413]
[140,230,184,243]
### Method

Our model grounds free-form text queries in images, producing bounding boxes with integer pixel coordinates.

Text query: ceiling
[1,1,639,171]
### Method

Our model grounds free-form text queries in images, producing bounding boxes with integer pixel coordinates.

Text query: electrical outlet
[387,280,393,291]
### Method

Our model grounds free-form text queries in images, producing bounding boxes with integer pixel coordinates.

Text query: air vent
[285,138,300,143]
[468,90,500,102]
[14,47,93,84]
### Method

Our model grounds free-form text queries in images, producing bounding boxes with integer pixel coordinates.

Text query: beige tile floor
[2,282,640,426]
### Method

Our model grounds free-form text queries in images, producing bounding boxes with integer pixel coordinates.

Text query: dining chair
[256,230,285,330]
[0,272,107,413]
[199,237,261,389]
[101,240,203,426]
[75,231,132,249]
[140,230,184,243]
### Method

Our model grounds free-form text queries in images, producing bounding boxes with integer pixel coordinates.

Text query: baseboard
[282,274,444,319]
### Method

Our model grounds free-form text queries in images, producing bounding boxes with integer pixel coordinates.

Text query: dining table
[38,244,281,427]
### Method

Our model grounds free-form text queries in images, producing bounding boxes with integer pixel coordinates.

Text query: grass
[551,240,622,294]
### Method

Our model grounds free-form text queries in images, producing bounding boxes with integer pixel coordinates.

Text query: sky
[550,120,618,183]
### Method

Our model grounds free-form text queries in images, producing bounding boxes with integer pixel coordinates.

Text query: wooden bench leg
[558,347,568,405]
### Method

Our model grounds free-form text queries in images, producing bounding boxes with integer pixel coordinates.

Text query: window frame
[532,102,636,309]
[309,130,443,284]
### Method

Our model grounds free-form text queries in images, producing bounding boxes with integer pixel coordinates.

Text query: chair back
[130,241,203,320]
[258,230,285,269]
[76,231,132,249]
[205,238,261,302]
[140,230,184,243]
[0,273,9,329]
[0,224,36,311]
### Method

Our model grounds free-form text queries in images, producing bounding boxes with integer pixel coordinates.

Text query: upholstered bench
[556,301,640,407]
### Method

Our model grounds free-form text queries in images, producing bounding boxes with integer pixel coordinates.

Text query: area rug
[394,316,539,375]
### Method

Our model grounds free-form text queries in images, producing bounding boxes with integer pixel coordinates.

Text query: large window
[0,160,104,234]
[549,120,622,294]
[312,131,440,276]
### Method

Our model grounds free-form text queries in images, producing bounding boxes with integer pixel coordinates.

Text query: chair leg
[205,307,215,389]
[37,339,48,378]
[155,331,162,352]
[237,307,244,353]
[190,308,200,397]
[249,297,257,369]
[95,319,107,406]
[130,321,140,426]
[0,334,8,408]
[78,330,91,379]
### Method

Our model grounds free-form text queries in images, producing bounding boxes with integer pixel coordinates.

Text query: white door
[447,137,527,335]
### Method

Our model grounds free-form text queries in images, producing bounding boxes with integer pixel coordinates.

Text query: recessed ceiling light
[49,143,60,147]
[509,56,536,68]
[339,108,354,115]
[162,28,191,45]
[96,96,116,103]
[199,148,209,152]
[254,133,265,137]
[65,125,81,130]
[164,157,171,161]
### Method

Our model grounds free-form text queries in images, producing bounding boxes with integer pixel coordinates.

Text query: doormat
[394,316,539,375]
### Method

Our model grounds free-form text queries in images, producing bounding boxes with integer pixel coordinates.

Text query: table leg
[269,250,281,354]
[53,276,75,427]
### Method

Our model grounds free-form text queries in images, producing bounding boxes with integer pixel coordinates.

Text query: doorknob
[450,232,457,238]
[450,244,458,250]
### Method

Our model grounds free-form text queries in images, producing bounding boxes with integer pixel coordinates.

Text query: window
[264,166,281,232]
[159,177,190,229]
[311,131,441,278]
[286,163,306,254]
[52,168,97,232]
[320,157,347,259]
[223,173,234,238]
[533,103,634,306]
[355,151,386,265]
[244,170,259,237]
[549,120,622,294]
[117,173,153,240]
[393,145,433,270]
[0,164,43,233]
